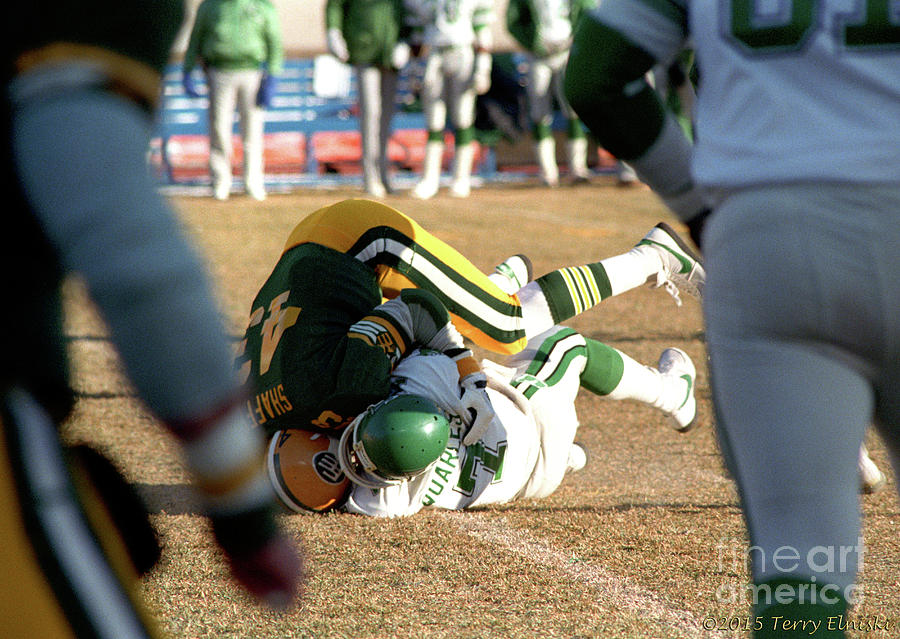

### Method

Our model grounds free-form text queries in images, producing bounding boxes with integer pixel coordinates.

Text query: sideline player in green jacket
[183,0,283,201]
[326,0,411,197]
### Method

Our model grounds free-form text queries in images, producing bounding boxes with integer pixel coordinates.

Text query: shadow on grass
[484,501,740,516]
[135,483,202,515]
[133,484,741,518]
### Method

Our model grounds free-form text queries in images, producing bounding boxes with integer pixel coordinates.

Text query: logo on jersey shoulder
[348,315,408,364]
[313,451,346,484]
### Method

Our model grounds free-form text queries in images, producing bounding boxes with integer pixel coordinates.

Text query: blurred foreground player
[2,2,302,637]
[565,1,900,636]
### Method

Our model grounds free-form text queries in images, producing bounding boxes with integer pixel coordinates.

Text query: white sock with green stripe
[528,249,664,328]
[601,245,670,295]
[594,347,688,420]
[603,350,666,405]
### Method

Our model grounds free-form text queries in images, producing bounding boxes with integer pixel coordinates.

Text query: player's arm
[564,0,709,238]
[11,52,301,608]
[350,289,495,444]
[343,481,428,517]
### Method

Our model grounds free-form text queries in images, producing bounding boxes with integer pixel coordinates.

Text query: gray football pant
[207,68,265,195]
[702,183,900,596]
[356,65,399,191]
[13,86,242,421]
[421,45,477,133]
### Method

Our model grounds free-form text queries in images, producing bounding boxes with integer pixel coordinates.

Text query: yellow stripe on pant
[283,199,528,354]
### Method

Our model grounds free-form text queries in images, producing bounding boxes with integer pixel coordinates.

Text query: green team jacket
[325,0,409,68]
[183,0,283,74]
[506,0,595,57]
[236,244,400,436]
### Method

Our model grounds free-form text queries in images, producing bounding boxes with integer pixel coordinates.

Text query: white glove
[459,372,495,445]
[473,51,492,95]
[327,28,350,63]
[391,41,411,70]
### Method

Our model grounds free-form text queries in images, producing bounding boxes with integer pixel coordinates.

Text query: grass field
[61,177,899,638]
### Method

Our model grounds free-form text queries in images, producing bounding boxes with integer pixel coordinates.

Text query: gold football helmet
[266,429,351,513]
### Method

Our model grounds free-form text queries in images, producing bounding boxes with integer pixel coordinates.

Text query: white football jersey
[407,0,494,48]
[591,0,900,189]
[534,0,575,48]
[343,350,547,517]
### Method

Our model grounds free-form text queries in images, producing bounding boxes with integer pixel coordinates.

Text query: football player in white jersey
[268,325,698,517]
[564,1,900,636]
[405,0,495,198]
[506,0,595,185]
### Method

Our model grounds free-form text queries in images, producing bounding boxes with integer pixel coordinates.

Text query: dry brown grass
[60,177,899,638]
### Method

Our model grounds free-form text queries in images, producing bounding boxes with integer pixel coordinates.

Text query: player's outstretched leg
[520,221,704,333]
[508,327,698,432]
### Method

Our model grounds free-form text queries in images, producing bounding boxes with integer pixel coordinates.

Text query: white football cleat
[657,347,697,432]
[411,179,439,200]
[859,444,887,494]
[566,443,589,474]
[449,179,470,198]
[365,181,387,198]
[247,186,267,201]
[637,222,705,304]
[213,184,230,201]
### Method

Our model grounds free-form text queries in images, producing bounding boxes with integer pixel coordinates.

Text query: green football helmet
[338,394,450,489]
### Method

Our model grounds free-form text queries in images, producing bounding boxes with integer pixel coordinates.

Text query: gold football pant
[0,388,162,639]
[283,198,529,354]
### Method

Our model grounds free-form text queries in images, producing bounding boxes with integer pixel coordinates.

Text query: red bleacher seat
[159,132,306,181]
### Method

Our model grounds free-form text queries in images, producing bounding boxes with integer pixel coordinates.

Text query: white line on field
[437,510,737,639]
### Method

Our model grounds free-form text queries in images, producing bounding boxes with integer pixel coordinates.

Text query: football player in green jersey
[235,198,705,443]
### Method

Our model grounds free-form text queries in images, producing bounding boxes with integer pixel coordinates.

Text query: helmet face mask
[338,394,450,489]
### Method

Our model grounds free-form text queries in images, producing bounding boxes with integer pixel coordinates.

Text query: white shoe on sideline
[247,187,267,201]
[411,179,439,200]
[365,181,387,198]
[449,179,470,198]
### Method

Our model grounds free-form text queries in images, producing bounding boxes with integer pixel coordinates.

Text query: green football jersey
[325,0,407,67]
[236,244,398,435]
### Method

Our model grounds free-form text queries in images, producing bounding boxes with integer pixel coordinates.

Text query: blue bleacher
[153,54,578,188]
[154,58,429,185]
